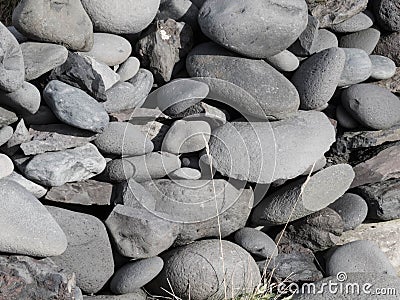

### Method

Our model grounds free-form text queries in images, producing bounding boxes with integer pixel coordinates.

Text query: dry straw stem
[0,0,19,26]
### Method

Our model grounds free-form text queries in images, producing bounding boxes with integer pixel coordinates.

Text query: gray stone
[326,240,397,276]
[374,32,400,66]
[136,18,194,83]
[162,120,210,154]
[312,29,339,53]
[289,15,320,57]
[198,0,308,58]
[148,240,261,300]
[115,179,156,209]
[157,0,199,31]
[105,205,180,258]
[45,180,113,206]
[370,55,396,80]
[208,111,335,184]
[292,47,346,110]
[100,159,136,183]
[44,80,109,133]
[110,257,163,294]
[84,292,146,300]
[329,193,368,230]
[117,57,140,82]
[336,104,360,129]
[21,42,68,81]
[94,122,153,156]
[251,164,355,225]
[373,0,400,32]
[23,143,106,187]
[5,171,47,198]
[168,167,201,180]
[0,255,80,300]
[339,48,372,87]
[186,42,300,120]
[293,272,400,300]
[0,106,18,126]
[0,126,13,147]
[0,22,24,92]
[81,33,132,66]
[47,206,115,294]
[12,0,93,51]
[156,78,209,115]
[21,124,98,155]
[341,83,400,130]
[306,0,368,28]
[354,179,400,221]
[328,12,373,33]
[0,154,13,179]
[265,50,299,72]
[0,179,67,256]
[82,56,120,90]
[234,227,278,259]
[340,28,381,54]
[104,69,154,113]
[0,81,41,115]
[81,0,160,34]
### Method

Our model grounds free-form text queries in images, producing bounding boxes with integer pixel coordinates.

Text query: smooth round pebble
[234,227,278,259]
[329,193,368,231]
[370,55,396,80]
[312,29,339,54]
[117,57,140,82]
[339,48,372,87]
[265,50,299,72]
[0,154,14,179]
[336,105,360,129]
[110,257,163,294]
[339,28,381,55]
[168,168,201,180]
[0,81,41,115]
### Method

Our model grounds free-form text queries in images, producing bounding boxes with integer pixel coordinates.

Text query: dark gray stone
[292,47,345,110]
[199,0,308,58]
[336,105,360,129]
[21,42,68,81]
[234,227,278,259]
[341,83,400,130]
[340,28,381,54]
[186,42,300,120]
[0,179,67,256]
[44,80,109,133]
[48,206,115,294]
[328,12,373,33]
[110,257,163,294]
[339,48,372,87]
[373,0,400,32]
[0,81,41,115]
[325,240,397,276]
[23,105,60,126]
[12,0,93,51]
[0,22,24,92]
[370,55,396,80]
[374,32,400,66]
[329,193,368,230]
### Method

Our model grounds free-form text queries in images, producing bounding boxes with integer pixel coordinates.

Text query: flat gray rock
[110,257,163,294]
[292,47,346,110]
[94,122,153,156]
[329,193,368,230]
[328,12,373,33]
[251,164,355,225]
[0,154,14,179]
[341,83,400,130]
[81,0,160,34]
[0,179,67,257]
[0,81,41,115]
[186,42,300,120]
[234,227,278,259]
[13,0,93,51]
[0,22,24,92]
[370,55,396,80]
[339,48,372,87]
[117,57,140,82]
[198,0,307,58]
[265,50,299,72]
[48,206,115,294]
[23,143,106,187]
[339,28,381,54]
[373,0,400,31]
[44,80,109,133]
[21,42,68,81]
[80,33,131,66]
[5,171,47,198]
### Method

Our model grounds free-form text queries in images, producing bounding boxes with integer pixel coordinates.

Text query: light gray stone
[265,50,299,72]
[6,119,30,148]
[328,12,373,33]
[234,227,278,259]
[370,55,397,80]
[0,81,41,115]
[0,154,14,179]
[0,126,13,147]
[117,57,140,82]
[312,29,339,53]
[5,171,47,198]
[168,168,201,180]
[82,56,120,90]
[339,48,372,87]
[0,106,17,127]
[339,28,381,54]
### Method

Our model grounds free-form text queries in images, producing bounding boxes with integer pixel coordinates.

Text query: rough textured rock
[110,257,163,294]
[148,240,261,300]
[136,18,194,83]
[0,81,41,115]
[341,83,400,130]
[5,171,47,198]
[372,0,400,32]
[0,179,67,257]
[292,47,346,110]
[44,80,109,133]
[21,42,68,81]
[374,32,400,66]
[23,143,106,187]
[45,180,113,206]
[12,0,93,51]
[340,28,381,54]
[328,12,373,33]
[0,106,18,126]
[186,42,300,120]
[306,0,368,28]
[354,179,400,221]
[265,50,299,72]
[234,227,278,259]
[325,240,397,276]
[279,208,344,252]
[251,164,355,225]
[339,48,372,87]
[81,0,161,34]
[370,55,397,80]
[208,111,335,184]
[0,22,24,93]
[329,193,368,231]
[0,255,80,300]
[48,206,115,294]
[198,0,308,58]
